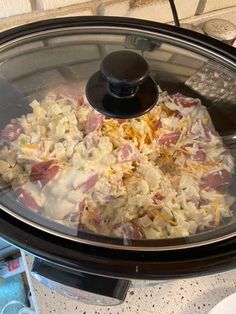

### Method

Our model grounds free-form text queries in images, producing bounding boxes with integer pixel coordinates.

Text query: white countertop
[21,251,236,314]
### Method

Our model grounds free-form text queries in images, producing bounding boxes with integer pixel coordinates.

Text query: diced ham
[77,96,83,106]
[201,169,232,190]
[112,222,143,239]
[193,150,206,161]
[30,160,59,188]
[153,192,165,204]
[63,199,86,222]
[189,120,211,141]
[77,173,98,193]
[1,124,23,143]
[75,199,86,212]
[119,144,132,160]
[183,144,206,161]
[85,114,104,134]
[116,119,127,124]
[202,123,212,139]
[158,132,181,146]
[152,119,162,130]
[182,143,192,159]
[117,144,140,162]
[55,85,83,106]
[157,119,162,129]
[122,222,143,239]
[174,111,183,119]
[84,133,99,151]
[173,93,201,108]
[16,188,41,212]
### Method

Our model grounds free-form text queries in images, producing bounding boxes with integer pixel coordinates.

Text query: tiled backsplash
[0,0,236,31]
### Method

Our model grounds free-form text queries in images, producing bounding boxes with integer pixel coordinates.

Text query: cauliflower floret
[0,160,10,174]
[138,164,162,190]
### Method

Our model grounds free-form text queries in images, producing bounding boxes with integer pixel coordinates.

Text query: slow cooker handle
[31,257,130,305]
[86,50,158,118]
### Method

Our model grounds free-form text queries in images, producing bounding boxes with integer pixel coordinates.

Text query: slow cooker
[0,16,235,305]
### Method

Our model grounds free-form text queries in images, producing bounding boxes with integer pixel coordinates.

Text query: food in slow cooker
[0,86,234,239]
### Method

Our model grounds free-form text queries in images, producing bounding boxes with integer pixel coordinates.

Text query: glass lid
[0,17,235,250]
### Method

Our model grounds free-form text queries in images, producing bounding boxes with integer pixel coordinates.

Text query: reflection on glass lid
[0,84,234,240]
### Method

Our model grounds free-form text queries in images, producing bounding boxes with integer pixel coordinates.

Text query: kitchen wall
[0,0,236,31]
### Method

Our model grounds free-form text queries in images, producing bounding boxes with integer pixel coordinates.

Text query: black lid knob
[86,50,158,118]
[101,51,149,98]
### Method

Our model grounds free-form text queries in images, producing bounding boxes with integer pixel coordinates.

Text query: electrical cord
[168,0,180,27]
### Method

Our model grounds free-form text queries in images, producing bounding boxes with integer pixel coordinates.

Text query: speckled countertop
[21,252,236,314]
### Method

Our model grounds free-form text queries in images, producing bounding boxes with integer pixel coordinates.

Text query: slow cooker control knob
[86,50,158,119]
